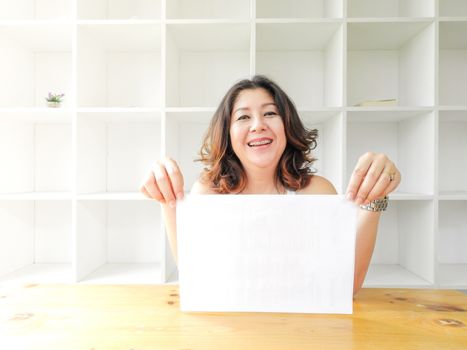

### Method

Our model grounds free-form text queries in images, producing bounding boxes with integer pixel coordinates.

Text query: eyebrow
[233,103,278,115]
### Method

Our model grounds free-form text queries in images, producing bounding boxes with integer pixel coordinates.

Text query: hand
[139,157,184,208]
[346,152,401,205]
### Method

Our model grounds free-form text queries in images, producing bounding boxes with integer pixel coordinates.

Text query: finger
[153,162,176,207]
[381,169,401,197]
[141,172,165,203]
[139,183,152,199]
[364,165,394,204]
[346,152,374,201]
[139,176,152,198]
[355,155,386,205]
[163,157,185,200]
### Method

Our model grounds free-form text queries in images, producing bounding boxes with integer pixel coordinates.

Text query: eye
[237,115,249,121]
[264,111,277,117]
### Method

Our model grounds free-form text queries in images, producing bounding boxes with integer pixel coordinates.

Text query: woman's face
[229,88,287,170]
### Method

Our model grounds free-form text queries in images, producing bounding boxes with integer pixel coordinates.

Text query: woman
[140,75,401,296]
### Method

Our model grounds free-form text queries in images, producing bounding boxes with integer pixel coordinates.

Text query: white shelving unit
[301,111,345,191]
[256,0,343,18]
[439,0,467,18]
[1,0,466,289]
[76,199,162,284]
[167,0,249,19]
[346,110,435,196]
[0,24,72,108]
[77,111,161,195]
[348,0,435,18]
[166,22,250,107]
[166,111,212,190]
[0,112,72,195]
[77,23,162,108]
[0,0,72,20]
[438,200,467,288]
[365,200,435,287]
[439,21,467,107]
[78,0,161,20]
[439,110,467,196]
[347,21,435,107]
[256,22,343,108]
[0,200,73,284]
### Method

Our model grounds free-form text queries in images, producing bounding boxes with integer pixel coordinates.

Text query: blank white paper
[177,194,358,314]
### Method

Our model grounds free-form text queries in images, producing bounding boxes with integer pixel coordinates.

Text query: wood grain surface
[0,284,466,350]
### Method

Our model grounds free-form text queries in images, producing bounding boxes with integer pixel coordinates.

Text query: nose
[250,115,267,132]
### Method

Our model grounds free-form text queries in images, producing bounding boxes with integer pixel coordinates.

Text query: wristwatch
[360,196,389,212]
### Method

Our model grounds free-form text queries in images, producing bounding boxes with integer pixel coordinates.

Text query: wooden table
[1,284,466,350]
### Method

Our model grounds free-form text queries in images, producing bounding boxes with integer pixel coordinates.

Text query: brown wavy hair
[196,75,318,194]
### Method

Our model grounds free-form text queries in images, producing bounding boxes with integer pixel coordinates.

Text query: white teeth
[248,139,272,147]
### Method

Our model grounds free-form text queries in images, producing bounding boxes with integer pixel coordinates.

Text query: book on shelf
[354,99,397,107]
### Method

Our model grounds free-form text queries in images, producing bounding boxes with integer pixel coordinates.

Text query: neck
[239,165,285,194]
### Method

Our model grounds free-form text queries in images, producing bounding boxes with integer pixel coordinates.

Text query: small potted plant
[45,92,65,108]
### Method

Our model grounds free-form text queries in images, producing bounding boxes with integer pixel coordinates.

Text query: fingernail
[176,192,184,200]
[169,201,176,208]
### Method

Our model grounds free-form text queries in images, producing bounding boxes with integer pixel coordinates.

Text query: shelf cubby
[0,0,71,20]
[299,111,344,192]
[439,0,467,18]
[439,21,467,107]
[165,112,212,192]
[77,23,162,108]
[256,0,343,18]
[256,22,343,108]
[364,200,435,287]
[0,24,72,108]
[348,0,434,18]
[0,118,72,195]
[76,200,162,284]
[438,200,467,288]
[167,0,250,20]
[347,21,434,107]
[78,0,161,20]
[346,111,435,196]
[77,112,161,196]
[166,23,250,108]
[0,200,72,284]
[439,110,467,195]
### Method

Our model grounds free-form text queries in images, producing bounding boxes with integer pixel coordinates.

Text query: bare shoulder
[190,178,218,195]
[296,175,337,195]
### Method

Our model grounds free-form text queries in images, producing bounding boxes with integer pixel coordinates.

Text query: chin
[244,156,280,169]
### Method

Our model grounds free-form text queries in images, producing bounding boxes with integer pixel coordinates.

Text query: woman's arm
[159,180,213,265]
[140,158,213,265]
[353,210,380,294]
[139,157,187,265]
[346,152,401,295]
[161,203,178,263]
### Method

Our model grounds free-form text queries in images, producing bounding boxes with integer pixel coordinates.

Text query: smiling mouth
[247,139,273,147]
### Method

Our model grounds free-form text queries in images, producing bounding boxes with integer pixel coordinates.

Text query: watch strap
[360,196,389,212]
